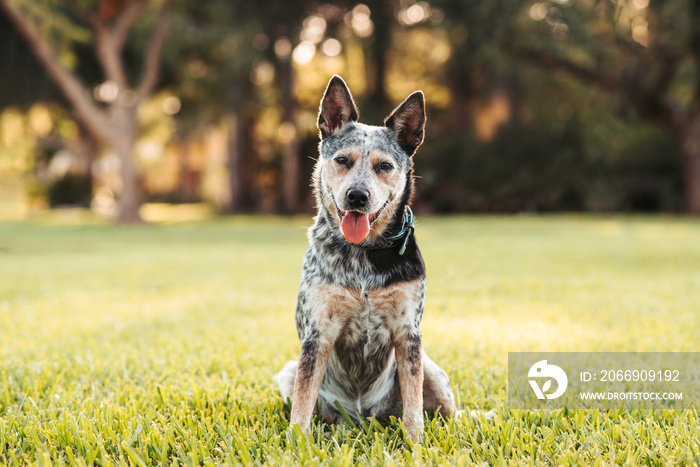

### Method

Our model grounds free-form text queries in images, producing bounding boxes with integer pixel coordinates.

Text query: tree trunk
[224,113,253,212]
[74,121,98,206]
[222,79,255,213]
[279,59,300,214]
[362,0,392,121]
[114,113,143,223]
[177,139,194,203]
[447,61,480,136]
[448,86,474,136]
[686,3,700,214]
[115,149,142,222]
[682,114,700,215]
[281,128,300,213]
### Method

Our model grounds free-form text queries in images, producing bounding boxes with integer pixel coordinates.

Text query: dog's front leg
[289,283,359,432]
[395,329,424,443]
[289,327,338,432]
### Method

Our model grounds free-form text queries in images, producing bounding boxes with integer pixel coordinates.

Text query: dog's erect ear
[384,91,426,156]
[318,75,359,138]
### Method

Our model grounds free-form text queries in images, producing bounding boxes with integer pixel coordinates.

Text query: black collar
[345,206,415,255]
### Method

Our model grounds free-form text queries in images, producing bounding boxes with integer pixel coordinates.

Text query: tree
[161,1,260,212]
[426,0,522,136]
[254,1,310,214]
[360,0,392,120]
[516,0,700,214]
[0,0,174,222]
[171,0,314,214]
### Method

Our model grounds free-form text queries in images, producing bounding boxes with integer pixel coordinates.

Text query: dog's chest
[331,290,395,383]
[340,290,390,348]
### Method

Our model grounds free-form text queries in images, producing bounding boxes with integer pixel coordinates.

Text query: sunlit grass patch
[0,215,699,465]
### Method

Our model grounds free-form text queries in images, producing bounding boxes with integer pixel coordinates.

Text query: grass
[1,214,699,465]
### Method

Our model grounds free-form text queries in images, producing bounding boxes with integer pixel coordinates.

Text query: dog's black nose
[346,188,369,209]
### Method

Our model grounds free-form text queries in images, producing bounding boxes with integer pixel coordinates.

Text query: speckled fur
[275,76,457,443]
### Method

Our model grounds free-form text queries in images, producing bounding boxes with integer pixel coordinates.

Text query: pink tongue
[341,211,370,243]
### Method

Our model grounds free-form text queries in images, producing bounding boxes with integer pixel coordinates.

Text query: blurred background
[0,0,698,223]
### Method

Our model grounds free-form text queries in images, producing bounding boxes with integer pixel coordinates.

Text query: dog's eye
[378,161,393,171]
[335,156,349,166]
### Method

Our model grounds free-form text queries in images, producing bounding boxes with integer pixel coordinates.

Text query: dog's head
[314,75,426,245]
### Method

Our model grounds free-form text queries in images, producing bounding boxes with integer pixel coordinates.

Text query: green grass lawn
[1,215,699,465]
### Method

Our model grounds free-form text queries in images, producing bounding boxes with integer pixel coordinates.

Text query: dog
[275,75,459,443]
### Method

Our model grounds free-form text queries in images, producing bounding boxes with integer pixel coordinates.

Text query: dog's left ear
[385,91,426,156]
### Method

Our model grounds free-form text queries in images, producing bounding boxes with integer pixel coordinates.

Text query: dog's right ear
[317,75,359,138]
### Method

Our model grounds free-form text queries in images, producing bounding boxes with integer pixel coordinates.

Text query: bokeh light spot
[163,96,181,115]
[321,38,342,57]
[274,37,292,61]
[292,41,316,65]
[94,81,119,103]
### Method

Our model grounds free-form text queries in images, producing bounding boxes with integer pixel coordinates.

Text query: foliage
[2,0,700,215]
[47,173,91,207]
[1,216,699,464]
[420,91,683,212]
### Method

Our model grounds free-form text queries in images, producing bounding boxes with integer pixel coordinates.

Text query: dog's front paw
[285,421,314,442]
[402,417,424,443]
[405,425,424,444]
[286,416,312,438]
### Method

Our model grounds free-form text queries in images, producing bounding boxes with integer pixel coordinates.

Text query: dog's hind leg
[422,351,457,419]
[422,353,497,422]
[274,360,298,403]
